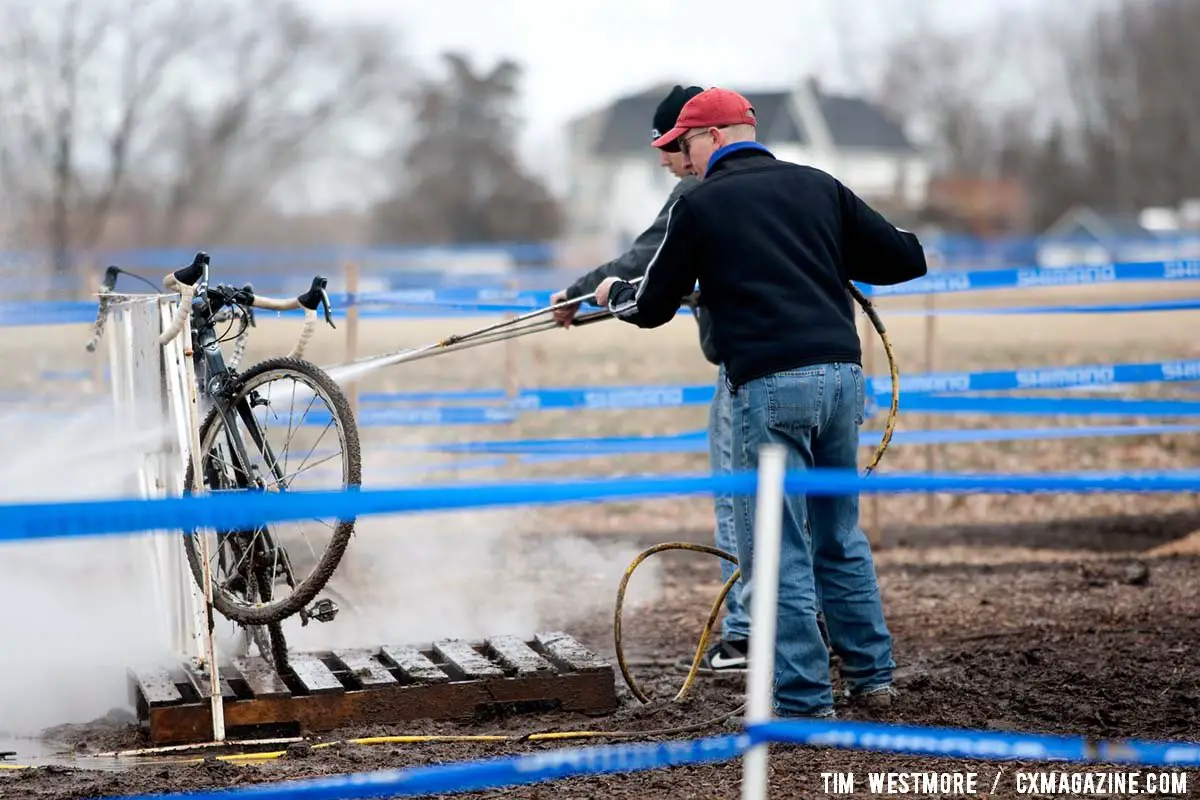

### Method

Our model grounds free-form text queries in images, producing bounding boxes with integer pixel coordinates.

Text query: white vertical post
[159,299,210,664]
[177,315,226,743]
[741,443,787,800]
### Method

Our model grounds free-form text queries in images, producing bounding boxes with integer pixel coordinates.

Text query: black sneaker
[674,638,749,675]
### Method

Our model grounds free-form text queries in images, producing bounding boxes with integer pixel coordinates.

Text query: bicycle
[88,252,362,672]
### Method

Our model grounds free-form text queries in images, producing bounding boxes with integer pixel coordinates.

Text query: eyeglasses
[679,126,727,158]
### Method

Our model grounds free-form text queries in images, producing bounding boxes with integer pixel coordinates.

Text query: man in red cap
[593,87,928,719]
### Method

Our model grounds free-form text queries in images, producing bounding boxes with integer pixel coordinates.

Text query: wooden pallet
[128,631,618,745]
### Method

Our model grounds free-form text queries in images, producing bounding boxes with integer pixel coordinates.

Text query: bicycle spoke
[276,387,320,478]
[185,361,356,625]
[274,451,340,487]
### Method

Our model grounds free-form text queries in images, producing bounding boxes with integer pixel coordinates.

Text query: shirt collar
[706,141,773,175]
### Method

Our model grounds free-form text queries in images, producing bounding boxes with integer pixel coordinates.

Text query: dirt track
[8,509,1200,799]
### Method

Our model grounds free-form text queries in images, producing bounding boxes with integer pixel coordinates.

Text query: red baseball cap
[652,87,757,149]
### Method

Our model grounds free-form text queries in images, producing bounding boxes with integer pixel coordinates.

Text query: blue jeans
[730,362,894,716]
[710,365,749,641]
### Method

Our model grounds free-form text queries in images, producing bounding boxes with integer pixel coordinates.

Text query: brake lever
[100,265,120,293]
[172,251,209,288]
[297,276,335,329]
[241,283,257,327]
[319,288,335,329]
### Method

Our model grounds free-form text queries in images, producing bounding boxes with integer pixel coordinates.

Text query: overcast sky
[295,0,1086,198]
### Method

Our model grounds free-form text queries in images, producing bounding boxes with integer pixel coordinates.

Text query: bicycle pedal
[302,598,339,625]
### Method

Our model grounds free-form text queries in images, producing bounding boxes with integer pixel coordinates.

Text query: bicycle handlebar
[157,252,336,350]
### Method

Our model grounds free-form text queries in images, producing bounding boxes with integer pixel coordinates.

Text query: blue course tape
[510,384,713,411]
[104,716,1200,800]
[870,359,1200,397]
[347,394,1200,425]
[890,395,1200,416]
[309,406,517,427]
[6,259,1200,327]
[16,292,1190,326]
[890,297,1200,316]
[752,718,1200,767]
[356,295,1200,318]
[353,359,1200,412]
[421,423,1200,456]
[859,259,1200,297]
[360,388,507,403]
[108,734,749,800]
[3,469,1200,545]
[346,260,1200,303]
[754,718,1083,762]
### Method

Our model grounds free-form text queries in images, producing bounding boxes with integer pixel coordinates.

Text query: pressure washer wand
[322,278,642,380]
[435,276,643,348]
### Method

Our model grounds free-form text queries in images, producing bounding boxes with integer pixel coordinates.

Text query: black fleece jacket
[607,142,927,390]
[565,175,720,364]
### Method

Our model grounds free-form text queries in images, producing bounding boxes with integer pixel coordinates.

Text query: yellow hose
[847,282,899,474]
[125,706,748,767]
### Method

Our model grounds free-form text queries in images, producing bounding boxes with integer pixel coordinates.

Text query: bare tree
[371,52,563,246]
[1062,0,1200,211]
[872,15,1038,180]
[860,0,1200,229]
[148,1,407,247]
[0,0,408,279]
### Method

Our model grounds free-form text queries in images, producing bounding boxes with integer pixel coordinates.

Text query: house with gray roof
[562,77,931,256]
[1035,205,1200,267]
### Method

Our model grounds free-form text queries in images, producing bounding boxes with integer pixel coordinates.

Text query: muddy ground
[7,509,1200,799]
[5,296,1199,797]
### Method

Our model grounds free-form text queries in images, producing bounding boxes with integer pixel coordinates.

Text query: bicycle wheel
[182,356,361,626]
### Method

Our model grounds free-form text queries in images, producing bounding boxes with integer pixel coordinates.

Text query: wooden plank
[487,634,555,676]
[141,647,620,746]
[229,656,290,700]
[288,653,344,695]
[381,645,449,684]
[433,639,505,680]
[534,631,610,673]
[182,662,238,702]
[131,667,185,707]
[333,649,398,688]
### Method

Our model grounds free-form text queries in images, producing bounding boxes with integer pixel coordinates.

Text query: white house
[561,77,932,260]
[1037,205,1200,267]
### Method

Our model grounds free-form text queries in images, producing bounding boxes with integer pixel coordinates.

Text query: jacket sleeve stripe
[609,197,681,318]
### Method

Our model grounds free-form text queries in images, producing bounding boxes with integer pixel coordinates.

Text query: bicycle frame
[186,273,282,505]
[169,253,336,599]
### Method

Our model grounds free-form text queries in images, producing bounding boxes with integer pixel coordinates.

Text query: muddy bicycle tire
[181,356,362,627]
